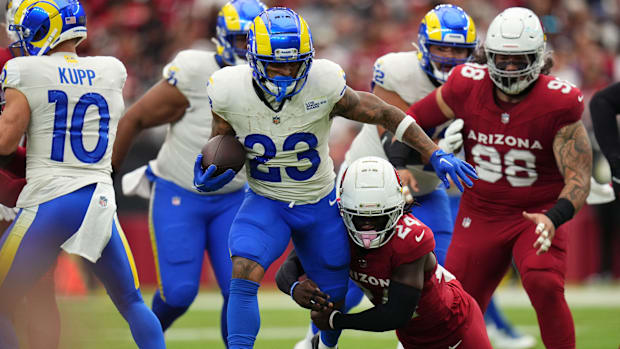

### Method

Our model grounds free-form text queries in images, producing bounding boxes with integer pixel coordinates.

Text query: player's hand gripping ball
[193,135,246,192]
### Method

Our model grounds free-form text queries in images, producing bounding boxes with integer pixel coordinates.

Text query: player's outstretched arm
[333,87,477,191]
[275,250,333,311]
[112,80,189,171]
[0,88,30,156]
[312,253,427,332]
[332,87,438,163]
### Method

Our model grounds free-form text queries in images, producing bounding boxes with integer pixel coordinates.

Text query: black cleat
[311,333,320,349]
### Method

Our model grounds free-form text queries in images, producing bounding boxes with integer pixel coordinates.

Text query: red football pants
[446,204,575,349]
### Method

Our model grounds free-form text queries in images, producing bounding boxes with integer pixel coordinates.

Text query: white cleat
[294,337,313,349]
[396,341,405,349]
[487,324,536,349]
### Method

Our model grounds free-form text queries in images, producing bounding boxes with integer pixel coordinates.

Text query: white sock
[305,324,314,341]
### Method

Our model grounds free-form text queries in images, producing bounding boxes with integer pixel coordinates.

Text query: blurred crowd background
[1,0,618,285]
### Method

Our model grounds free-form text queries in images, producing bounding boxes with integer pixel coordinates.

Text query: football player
[407,7,592,349]
[370,5,533,347]
[304,157,492,348]
[112,0,266,342]
[0,1,165,348]
[194,7,478,349]
[590,82,620,198]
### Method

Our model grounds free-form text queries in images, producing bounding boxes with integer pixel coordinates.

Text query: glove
[193,155,235,193]
[437,119,464,153]
[429,149,478,192]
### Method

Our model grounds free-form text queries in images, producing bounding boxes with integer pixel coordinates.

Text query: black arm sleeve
[332,280,421,332]
[275,249,305,295]
[590,82,620,171]
[381,131,422,168]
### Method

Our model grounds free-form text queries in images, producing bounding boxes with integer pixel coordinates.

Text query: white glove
[0,204,17,222]
[438,119,464,153]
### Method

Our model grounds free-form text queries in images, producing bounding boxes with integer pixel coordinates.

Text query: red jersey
[349,213,472,346]
[427,63,583,214]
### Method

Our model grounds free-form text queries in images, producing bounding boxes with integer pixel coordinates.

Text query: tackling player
[303,157,491,349]
[407,7,592,349]
[112,0,266,342]
[194,7,477,349]
[0,1,165,347]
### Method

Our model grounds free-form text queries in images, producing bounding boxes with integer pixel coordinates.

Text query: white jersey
[345,51,441,196]
[153,50,245,193]
[207,59,346,204]
[2,52,126,207]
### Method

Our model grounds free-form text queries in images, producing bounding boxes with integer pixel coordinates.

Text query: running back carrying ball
[201,135,246,175]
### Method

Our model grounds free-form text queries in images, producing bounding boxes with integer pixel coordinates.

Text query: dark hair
[472,45,554,75]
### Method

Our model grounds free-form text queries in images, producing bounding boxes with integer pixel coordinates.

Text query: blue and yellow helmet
[215,0,267,66]
[418,4,477,82]
[247,7,314,102]
[8,0,86,56]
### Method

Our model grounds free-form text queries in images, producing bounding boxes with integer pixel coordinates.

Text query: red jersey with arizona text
[349,213,473,346]
[440,63,584,214]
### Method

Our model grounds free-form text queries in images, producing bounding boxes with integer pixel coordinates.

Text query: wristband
[329,310,341,330]
[289,281,300,299]
[394,116,415,142]
[544,198,575,229]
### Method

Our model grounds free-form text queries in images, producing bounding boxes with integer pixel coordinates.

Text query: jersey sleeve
[316,59,347,105]
[391,214,435,266]
[440,64,478,115]
[372,54,396,92]
[206,68,231,121]
[550,83,584,135]
[110,57,128,90]
[162,50,205,96]
[1,59,22,91]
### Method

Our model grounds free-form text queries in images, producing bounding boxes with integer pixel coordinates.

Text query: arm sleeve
[590,82,620,171]
[275,249,305,295]
[332,280,421,332]
[381,131,422,168]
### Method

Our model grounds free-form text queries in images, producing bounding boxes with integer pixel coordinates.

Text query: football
[201,135,246,176]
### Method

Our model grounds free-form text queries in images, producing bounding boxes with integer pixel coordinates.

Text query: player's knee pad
[162,282,199,308]
[521,270,564,306]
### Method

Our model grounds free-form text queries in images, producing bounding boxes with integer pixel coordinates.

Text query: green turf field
[46,285,620,349]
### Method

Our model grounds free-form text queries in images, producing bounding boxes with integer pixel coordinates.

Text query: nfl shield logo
[98,196,108,208]
[273,115,280,124]
[462,217,471,228]
[357,258,367,268]
[501,113,510,124]
[172,196,181,206]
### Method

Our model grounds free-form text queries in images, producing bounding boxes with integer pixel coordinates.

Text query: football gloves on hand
[193,155,235,193]
[437,119,464,153]
[429,149,477,192]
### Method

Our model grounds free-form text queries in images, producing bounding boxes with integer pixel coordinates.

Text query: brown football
[201,135,246,176]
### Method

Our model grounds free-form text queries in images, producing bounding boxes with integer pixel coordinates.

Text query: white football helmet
[485,7,546,95]
[338,157,405,249]
[5,0,24,41]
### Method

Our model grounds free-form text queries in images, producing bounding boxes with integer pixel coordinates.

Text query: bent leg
[513,223,574,349]
[91,218,165,349]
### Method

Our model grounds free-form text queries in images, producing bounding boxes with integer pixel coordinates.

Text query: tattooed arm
[553,120,592,212]
[331,87,439,163]
[211,112,236,137]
